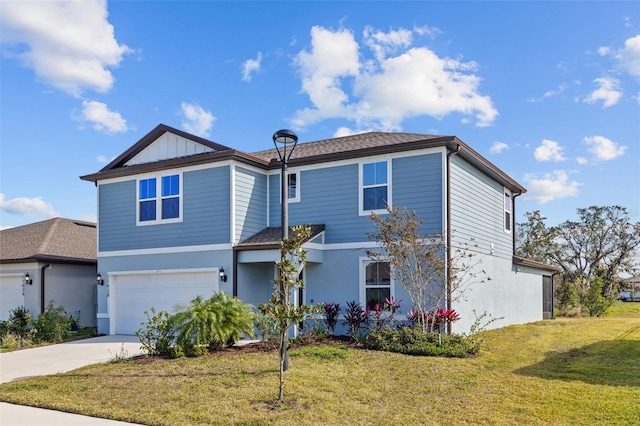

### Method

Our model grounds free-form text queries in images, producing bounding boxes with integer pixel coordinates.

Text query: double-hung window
[137,173,182,225]
[360,160,390,214]
[361,260,393,311]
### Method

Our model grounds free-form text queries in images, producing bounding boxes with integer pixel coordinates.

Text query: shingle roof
[236,224,325,250]
[0,218,97,264]
[250,131,445,162]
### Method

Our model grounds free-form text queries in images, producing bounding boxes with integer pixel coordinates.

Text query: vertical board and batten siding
[234,167,268,243]
[126,132,214,166]
[98,166,231,252]
[449,155,512,258]
[392,153,443,235]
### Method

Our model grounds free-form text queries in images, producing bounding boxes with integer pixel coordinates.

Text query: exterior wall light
[24,273,32,285]
[219,267,227,282]
[96,273,104,285]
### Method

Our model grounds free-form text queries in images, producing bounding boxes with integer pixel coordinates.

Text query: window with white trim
[287,172,299,202]
[361,260,393,310]
[504,189,512,233]
[360,160,390,214]
[137,173,182,225]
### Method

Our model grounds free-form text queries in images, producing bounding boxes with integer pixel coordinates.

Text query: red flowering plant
[368,297,402,332]
[408,307,460,333]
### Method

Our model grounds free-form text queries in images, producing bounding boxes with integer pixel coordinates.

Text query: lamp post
[272,129,298,240]
[272,129,298,372]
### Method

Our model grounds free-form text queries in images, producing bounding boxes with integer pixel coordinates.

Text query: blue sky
[1,1,638,230]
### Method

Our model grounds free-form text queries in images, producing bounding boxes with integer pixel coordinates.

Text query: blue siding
[393,154,443,235]
[99,166,231,251]
[269,153,443,244]
[450,155,512,258]
[289,164,370,243]
[235,167,267,242]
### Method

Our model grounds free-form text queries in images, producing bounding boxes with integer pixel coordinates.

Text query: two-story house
[80,124,558,336]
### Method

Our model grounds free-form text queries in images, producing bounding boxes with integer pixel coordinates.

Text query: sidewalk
[0,335,146,425]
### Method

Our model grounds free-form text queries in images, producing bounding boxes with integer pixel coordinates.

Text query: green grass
[1,305,639,425]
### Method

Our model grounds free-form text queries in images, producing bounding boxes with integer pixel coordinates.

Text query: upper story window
[360,160,390,215]
[137,173,182,225]
[361,260,393,311]
[504,189,512,233]
[287,172,299,202]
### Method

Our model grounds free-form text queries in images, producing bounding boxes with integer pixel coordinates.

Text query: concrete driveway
[0,335,145,425]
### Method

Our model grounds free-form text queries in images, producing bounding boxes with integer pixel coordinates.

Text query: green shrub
[173,292,255,351]
[135,307,177,357]
[365,327,475,358]
[8,306,31,338]
[32,301,71,343]
[583,276,612,317]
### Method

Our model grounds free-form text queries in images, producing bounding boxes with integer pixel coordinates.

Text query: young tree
[258,225,317,402]
[367,205,489,333]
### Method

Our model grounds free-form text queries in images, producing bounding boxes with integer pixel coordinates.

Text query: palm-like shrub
[172,292,255,353]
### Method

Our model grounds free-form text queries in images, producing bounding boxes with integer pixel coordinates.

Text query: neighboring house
[0,218,97,326]
[80,124,559,335]
[621,275,640,301]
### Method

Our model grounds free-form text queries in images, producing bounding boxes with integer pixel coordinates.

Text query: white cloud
[523,171,581,204]
[490,142,509,154]
[180,102,215,137]
[413,25,442,38]
[96,155,111,163]
[615,35,640,77]
[534,139,566,162]
[0,0,131,97]
[0,193,59,217]
[292,25,497,132]
[242,52,262,82]
[576,157,588,165]
[584,135,627,161]
[544,83,567,98]
[583,77,622,108]
[76,100,127,134]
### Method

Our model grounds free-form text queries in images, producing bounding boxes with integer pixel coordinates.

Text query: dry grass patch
[1,304,639,425]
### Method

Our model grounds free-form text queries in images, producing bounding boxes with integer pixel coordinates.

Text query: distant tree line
[516,205,640,316]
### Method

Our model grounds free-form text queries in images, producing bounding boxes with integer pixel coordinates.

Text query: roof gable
[100,124,232,171]
[0,218,97,264]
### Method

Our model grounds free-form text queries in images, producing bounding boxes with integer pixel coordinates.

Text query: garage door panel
[1,276,24,321]
[114,271,218,335]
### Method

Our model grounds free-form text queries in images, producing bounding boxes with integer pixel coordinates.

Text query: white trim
[287,170,300,203]
[230,164,236,244]
[136,172,184,226]
[108,267,220,335]
[359,257,394,308]
[109,267,218,276]
[359,158,392,216]
[97,313,109,319]
[503,188,512,234]
[99,243,232,257]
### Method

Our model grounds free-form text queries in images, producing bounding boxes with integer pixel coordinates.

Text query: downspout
[446,143,460,335]
[512,191,522,255]
[40,263,50,314]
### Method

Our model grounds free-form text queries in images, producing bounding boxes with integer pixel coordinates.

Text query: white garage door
[0,275,24,321]
[112,269,218,335]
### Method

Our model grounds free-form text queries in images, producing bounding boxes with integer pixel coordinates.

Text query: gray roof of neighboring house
[236,224,326,250]
[0,218,97,264]
[80,124,526,193]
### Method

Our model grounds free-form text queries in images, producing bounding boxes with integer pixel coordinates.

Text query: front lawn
[1,304,639,425]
